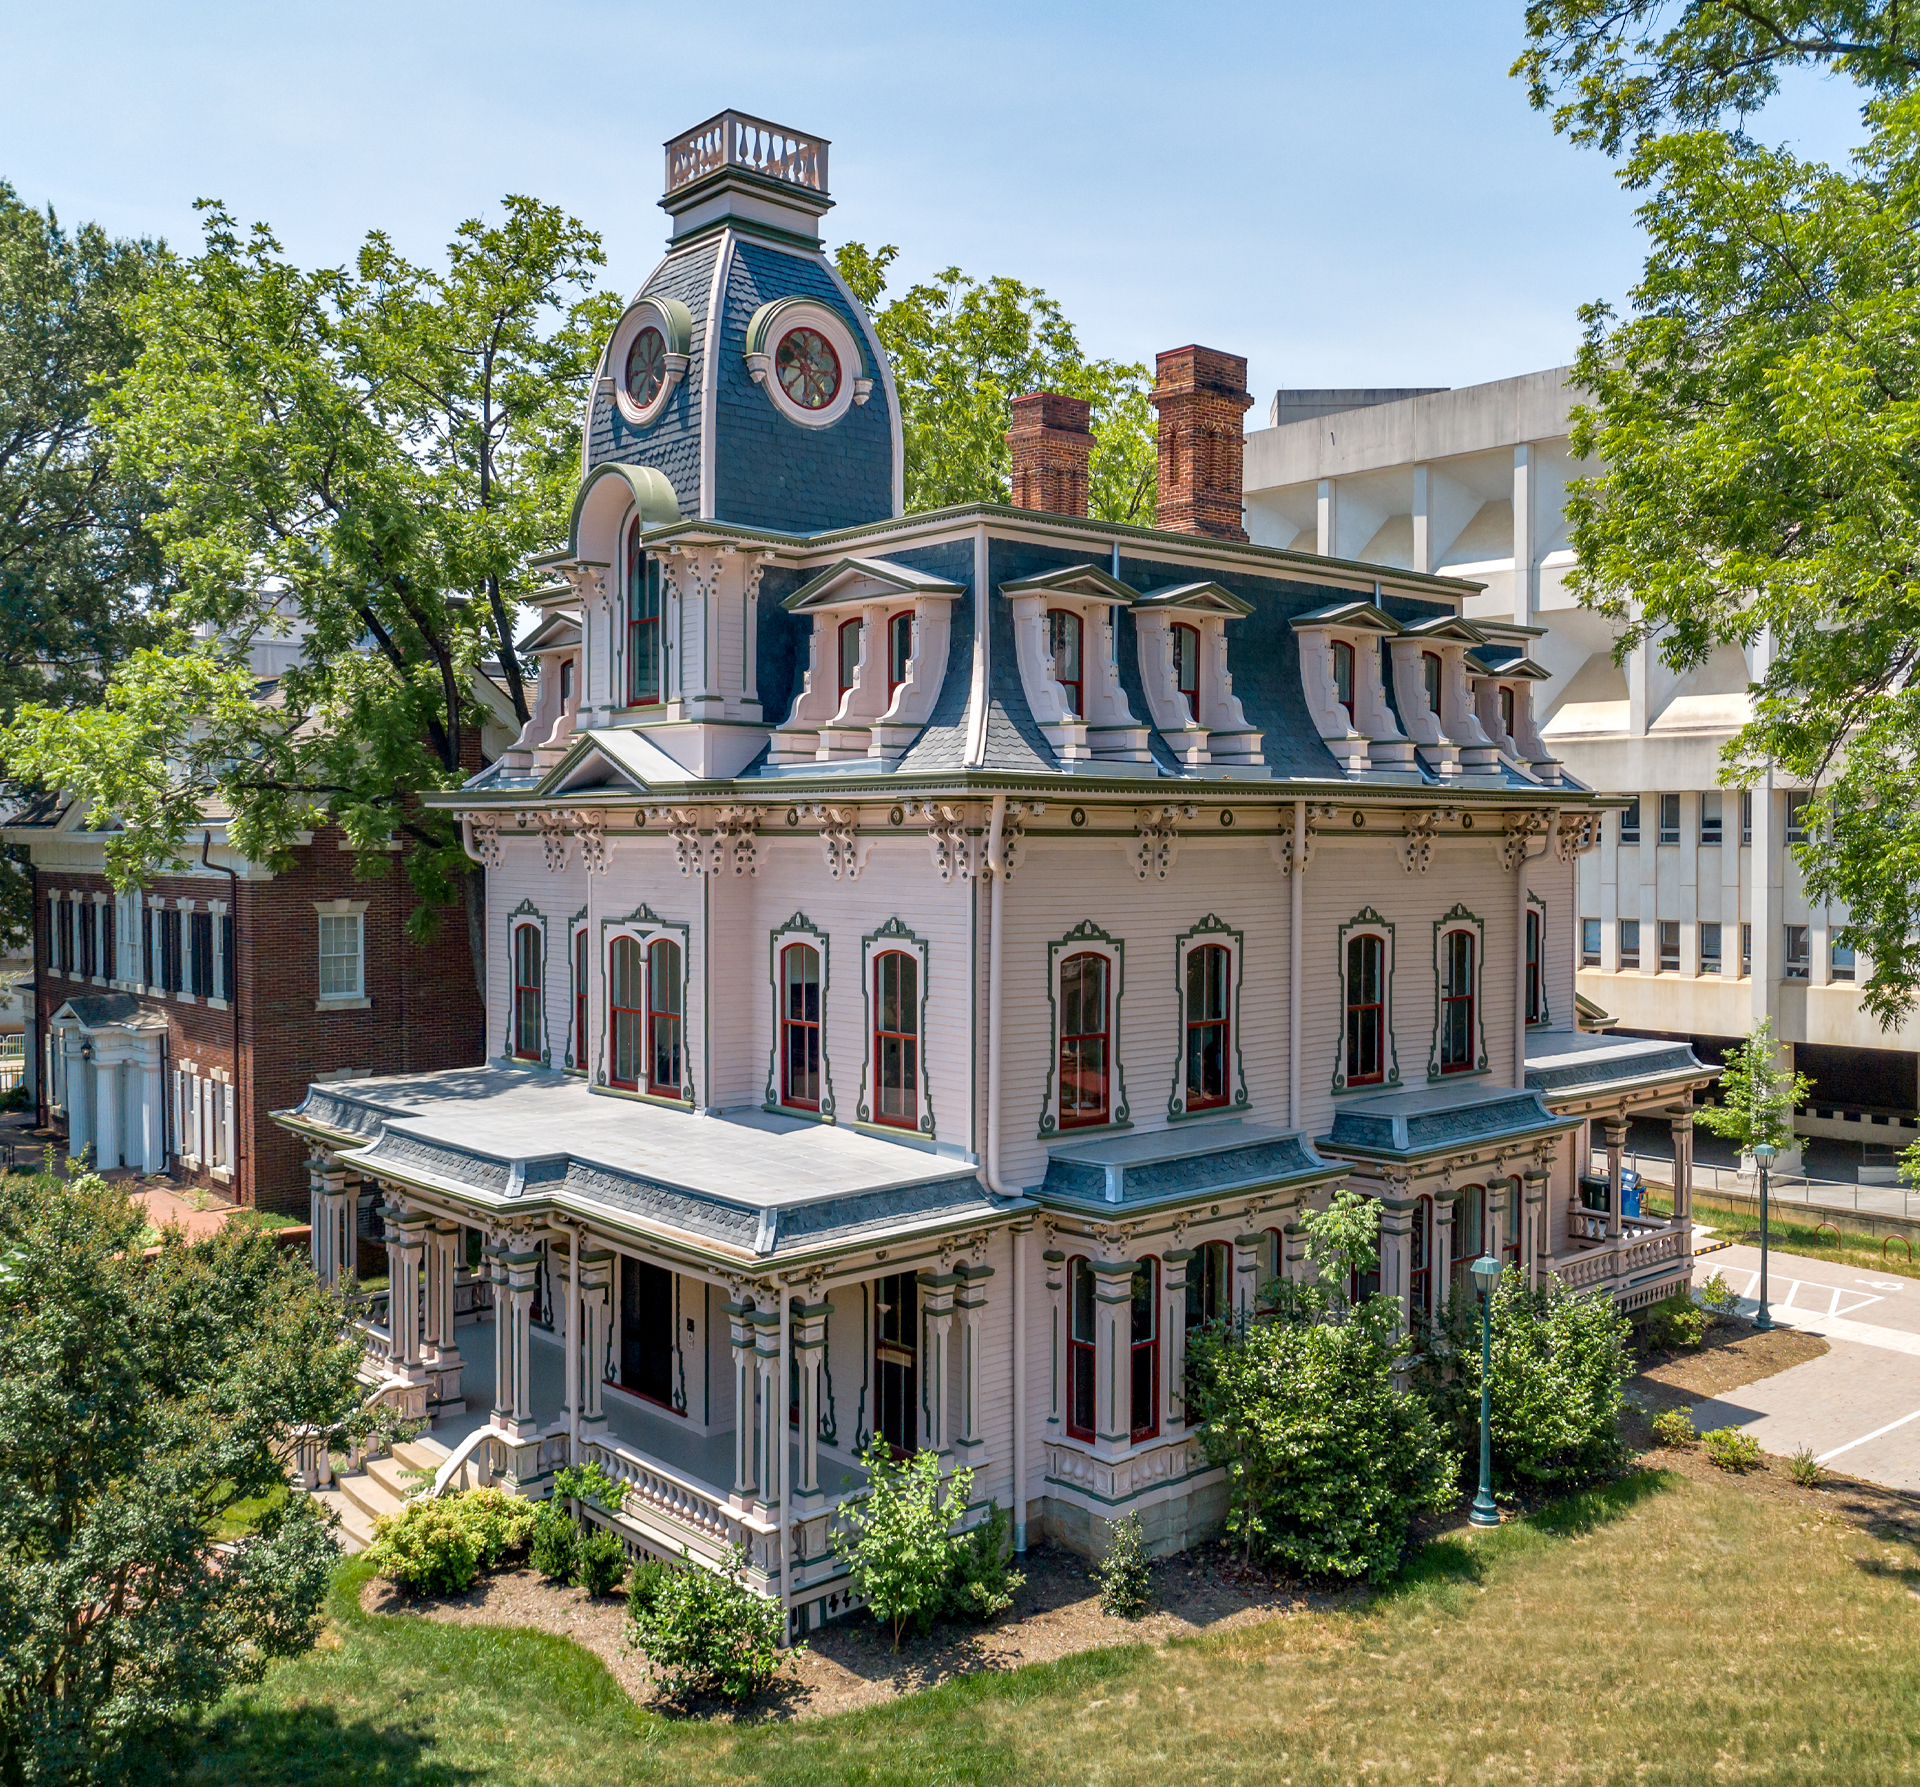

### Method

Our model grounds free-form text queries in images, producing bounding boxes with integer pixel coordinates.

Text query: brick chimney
[1005,391,1094,517]
[1151,346,1253,541]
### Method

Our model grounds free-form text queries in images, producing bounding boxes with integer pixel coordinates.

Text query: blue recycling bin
[1620,1169,1642,1219]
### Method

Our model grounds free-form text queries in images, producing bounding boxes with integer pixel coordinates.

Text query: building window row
[46,889,236,1003]
[1589,917,1853,983]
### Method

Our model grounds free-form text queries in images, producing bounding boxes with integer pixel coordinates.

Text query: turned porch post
[919,1270,957,1458]
[1161,1250,1192,1431]
[384,1204,429,1377]
[577,1248,612,1437]
[501,1241,540,1435]
[1669,1106,1694,1233]
[1231,1230,1262,1323]
[725,1293,758,1499]
[1432,1196,1456,1318]
[1377,1196,1414,1335]
[1603,1116,1628,1240]
[954,1266,990,1463]
[753,1303,782,1511]
[792,1297,829,1497]
[308,1155,350,1289]
[1523,1169,1549,1290]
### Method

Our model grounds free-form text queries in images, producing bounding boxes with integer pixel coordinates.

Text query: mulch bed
[1629,1315,1828,1408]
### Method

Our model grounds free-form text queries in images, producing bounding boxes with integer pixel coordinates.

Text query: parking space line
[1816,1405,1920,1466]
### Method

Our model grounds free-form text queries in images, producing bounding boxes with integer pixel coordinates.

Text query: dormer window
[559,658,574,704]
[625,326,667,408]
[887,611,913,702]
[1499,685,1515,737]
[1332,640,1355,719]
[1048,609,1084,718]
[837,618,861,699]
[1173,623,1200,720]
[625,522,663,707]
[1422,652,1441,715]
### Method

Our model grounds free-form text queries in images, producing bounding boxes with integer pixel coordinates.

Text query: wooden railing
[665,112,827,196]
[1548,1225,1688,1294]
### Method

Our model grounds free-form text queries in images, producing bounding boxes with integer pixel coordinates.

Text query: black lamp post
[1753,1141,1775,1330]
[1469,1252,1502,1527]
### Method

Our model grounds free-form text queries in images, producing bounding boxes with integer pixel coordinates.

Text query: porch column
[1603,1116,1628,1240]
[1492,1175,1520,1267]
[577,1249,612,1435]
[430,1224,462,1367]
[488,1242,513,1427]
[308,1157,350,1287]
[384,1205,429,1377]
[502,1242,540,1435]
[954,1266,990,1464]
[1043,1249,1066,1437]
[725,1294,758,1498]
[791,1298,830,1496]
[1282,1221,1309,1283]
[63,1029,90,1164]
[1161,1250,1191,1431]
[1669,1106,1694,1233]
[1523,1169,1549,1291]
[1377,1196,1414,1336]
[919,1271,957,1458]
[1088,1257,1134,1459]
[1432,1197,1456,1317]
[752,1304,781,1510]
[138,1057,164,1174]
[1231,1230,1262,1322]
[95,1059,121,1171]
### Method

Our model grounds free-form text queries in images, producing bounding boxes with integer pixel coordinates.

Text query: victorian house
[283,113,1712,1632]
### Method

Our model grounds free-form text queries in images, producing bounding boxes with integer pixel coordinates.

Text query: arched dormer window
[837,618,861,700]
[512,923,542,1061]
[1332,639,1355,720]
[1422,651,1441,715]
[887,611,913,703]
[626,522,662,707]
[1172,622,1200,720]
[1047,608,1083,718]
[559,657,574,705]
[1498,684,1515,739]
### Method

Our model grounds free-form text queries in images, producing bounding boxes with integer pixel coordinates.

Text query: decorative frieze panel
[1498,811,1550,871]
[1399,809,1447,876]
[1043,1433,1210,1503]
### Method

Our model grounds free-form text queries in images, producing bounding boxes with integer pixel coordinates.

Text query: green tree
[836,242,1157,523]
[833,1438,974,1647]
[0,196,618,987]
[1696,1015,1813,1153]
[1521,6,1920,1027]
[0,1164,365,1785]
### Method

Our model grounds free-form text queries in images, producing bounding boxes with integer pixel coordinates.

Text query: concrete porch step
[312,1485,378,1553]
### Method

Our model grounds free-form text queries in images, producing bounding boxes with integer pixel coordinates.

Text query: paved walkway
[1684,1241,1920,1491]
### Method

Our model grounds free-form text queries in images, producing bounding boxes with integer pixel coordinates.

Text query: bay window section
[1067,1259,1096,1441]
[1047,608,1083,717]
[609,936,644,1090]
[647,938,683,1095]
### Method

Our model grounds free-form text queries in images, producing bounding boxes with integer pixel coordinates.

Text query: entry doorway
[620,1256,675,1408]
[874,1272,918,1455]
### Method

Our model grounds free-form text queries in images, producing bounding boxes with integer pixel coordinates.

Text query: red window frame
[512,922,541,1060]
[1452,1185,1487,1290]
[1047,608,1084,717]
[572,929,588,1069]
[1439,929,1476,1074]
[837,618,862,700]
[1057,950,1110,1128]
[887,611,913,703]
[1345,932,1386,1087]
[625,522,662,707]
[608,936,644,1091]
[1184,1238,1231,1334]
[1421,651,1442,716]
[1410,1194,1433,1317]
[781,942,822,1111]
[1129,1258,1159,1443]
[1172,622,1200,720]
[872,949,918,1129]
[1184,943,1231,1111]
[1067,1257,1096,1441]
[1332,639,1355,720]
[646,937,682,1096]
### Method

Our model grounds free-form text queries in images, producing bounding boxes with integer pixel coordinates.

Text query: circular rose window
[625,326,667,408]
[775,326,841,410]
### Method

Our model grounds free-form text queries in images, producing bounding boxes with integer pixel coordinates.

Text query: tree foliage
[0,196,617,982]
[0,1165,364,1785]
[1695,1015,1813,1151]
[835,242,1157,523]
[1524,3,1920,1025]
[625,1545,787,1704]
[833,1439,975,1647]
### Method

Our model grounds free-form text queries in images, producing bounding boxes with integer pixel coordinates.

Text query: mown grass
[190,1464,1920,1785]
[1649,1190,1920,1282]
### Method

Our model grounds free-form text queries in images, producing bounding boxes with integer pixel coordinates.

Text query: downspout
[1288,799,1306,1130]
[777,1281,792,1641]
[203,830,243,1199]
[984,792,1007,1194]
[1012,1217,1028,1554]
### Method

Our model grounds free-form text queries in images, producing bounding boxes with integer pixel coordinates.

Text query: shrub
[368,1497,482,1595]
[577,1523,629,1596]
[1187,1295,1454,1582]
[458,1486,539,1569]
[552,1460,627,1513]
[627,1545,787,1703]
[1789,1445,1827,1487]
[834,1438,975,1646]
[530,1501,579,1584]
[1704,1426,1764,1473]
[1650,1406,1698,1449]
[945,1501,1024,1622]
[1639,1289,1705,1355]
[1699,1271,1740,1316]
[628,1558,673,1616]
[1095,1511,1152,1619]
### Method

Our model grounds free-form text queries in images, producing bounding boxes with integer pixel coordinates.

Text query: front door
[874,1272,917,1455]
[620,1255,675,1407]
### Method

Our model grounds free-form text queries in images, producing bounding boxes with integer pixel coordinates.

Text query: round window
[625,326,667,408]
[776,326,841,410]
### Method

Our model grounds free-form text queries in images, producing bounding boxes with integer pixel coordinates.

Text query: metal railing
[1595,1146,1920,1221]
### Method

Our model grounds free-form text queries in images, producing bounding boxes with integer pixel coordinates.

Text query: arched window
[572,929,588,1071]
[1172,622,1200,720]
[1345,933,1386,1087]
[1332,639,1355,720]
[512,923,542,1061]
[1067,1258,1096,1440]
[1452,1186,1486,1293]
[1421,651,1442,716]
[781,943,822,1110]
[647,938,683,1096]
[559,656,575,705]
[1498,684,1516,739]
[1525,908,1544,1026]
[887,611,914,702]
[872,949,918,1128]
[837,618,862,700]
[608,936,644,1090]
[1185,1238,1232,1333]
[1439,929,1476,1073]
[1185,943,1231,1111]
[874,1272,918,1454]
[1130,1258,1159,1442]
[1058,951,1109,1128]
[1410,1194,1434,1317]
[626,522,662,707]
[1047,608,1083,717]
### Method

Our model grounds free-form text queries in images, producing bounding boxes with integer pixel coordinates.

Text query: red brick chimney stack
[1150,346,1253,541]
[1005,391,1094,518]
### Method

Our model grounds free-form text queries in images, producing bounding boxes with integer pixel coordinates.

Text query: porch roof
[1034,1119,1340,1214]
[277,1065,1016,1266]
[50,992,167,1032]
[1316,1082,1574,1163]
[1524,1032,1718,1106]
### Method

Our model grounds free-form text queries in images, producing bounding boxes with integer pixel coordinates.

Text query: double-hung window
[1700,921,1723,975]
[1786,791,1811,844]
[1421,650,1442,716]
[1047,608,1084,717]
[1128,1260,1159,1443]
[837,618,861,702]
[1580,917,1601,968]
[1184,943,1230,1111]
[781,943,822,1111]
[1067,1260,1097,1441]
[1345,933,1386,1087]
[1618,919,1640,972]
[1331,639,1355,721]
[1409,1195,1433,1317]
[625,523,663,706]
[1057,951,1110,1127]
[1438,930,1476,1073]
[1832,938,1857,982]
[886,611,913,703]
[161,908,184,995]
[1525,909,1544,1025]
[317,911,361,1000]
[1173,622,1200,720]
[647,938,683,1095]
[1451,1187,1486,1294]
[1620,797,1641,844]
[1701,791,1723,846]
[609,937,644,1089]
[1658,793,1681,845]
[190,911,214,998]
[572,930,588,1070]
[872,950,918,1128]
[1185,1239,1231,1335]
[1658,920,1680,974]
[512,923,542,1060]
[1784,925,1810,980]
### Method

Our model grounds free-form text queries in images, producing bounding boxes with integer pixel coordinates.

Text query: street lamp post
[1753,1141,1775,1331]
[1469,1252,1502,1528]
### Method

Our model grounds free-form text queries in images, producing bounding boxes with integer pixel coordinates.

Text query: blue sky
[2,0,1872,411]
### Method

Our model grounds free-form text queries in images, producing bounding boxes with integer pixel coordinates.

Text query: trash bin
[1620,1169,1642,1219]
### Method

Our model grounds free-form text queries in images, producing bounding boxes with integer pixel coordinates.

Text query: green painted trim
[744,294,869,379]
[1428,903,1491,1082]
[564,906,587,1069]
[765,912,835,1119]
[1526,890,1551,1029]
[565,462,679,557]
[504,900,550,1068]
[1332,907,1400,1096]
[1167,913,1250,1121]
[855,915,935,1137]
[598,904,695,1106]
[1038,919,1130,1139]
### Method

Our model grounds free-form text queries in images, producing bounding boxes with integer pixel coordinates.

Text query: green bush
[628,1558,673,1616]
[1094,1511,1152,1619]
[626,1545,787,1703]
[1650,1406,1698,1449]
[530,1501,578,1584]
[552,1460,627,1512]
[1789,1445,1827,1487]
[367,1497,482,1595]
[577,1523,629,1597]
[1704,1426,1764,1473]
[1639,1289,1705,1354]
[834,1439,975,1646]
[1699,1271,1740,1315]
[944,1501,1024,1622]
[457,1486,539,1569]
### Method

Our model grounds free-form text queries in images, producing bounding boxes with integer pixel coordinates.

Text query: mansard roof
[1317,1083,1574,1163]
[782,556,965,612]
[1130,581,1256,617]
[1034,1120,1340,1214]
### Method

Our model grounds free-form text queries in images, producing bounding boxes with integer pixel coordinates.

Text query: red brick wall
[1006,391,1094,518]
[1150,346,1254,542]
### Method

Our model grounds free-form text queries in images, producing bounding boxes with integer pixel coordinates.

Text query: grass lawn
[1648,1190,1920,1282]
[191,1461,1920,1786]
